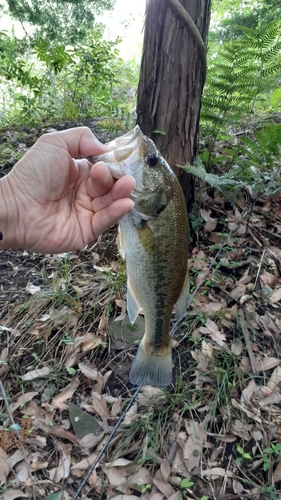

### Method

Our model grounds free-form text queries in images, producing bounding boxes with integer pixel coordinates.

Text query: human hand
[0,127,135,253]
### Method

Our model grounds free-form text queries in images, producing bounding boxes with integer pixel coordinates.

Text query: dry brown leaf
[71,452,98,474]
[229,284,247,300]
[21,366,50,381]
[260,272,279,287]
[273,457,281,483]
[110,496,140,500]
[111,396,123,417]
[166,493,182,500]
[255,357,279,372]
[107,458,132,467]
[185,420,206,445]
[200,209,217,231]
[231,398,262,423]
[128,467,151,490]
[78,432,104,450]
[160,459,171,481]
[1,491,29,499]
[49,444,71,483]
[9,392,38,413]
[14,458,29,483]
[270,288,281,304]
[149,494,165,500]
[115,299,127,314]
[47,426,77,443]
[231,338,243,356]
[260,313,280,336]
[106,466,127,487]
[26,283,41,294]
[201,467,234,478]
[153,477,176,497]
[267,366,281,391]
[123,403,139,425]
[183,436,202,471]
[81,334,102,353]
[0,447,9,485]
[233,479,245,494]
[78,362,99,380]
[231,420,252,441]
[138,386,166,406]
[241,380,257,404]
[51,378,79,410]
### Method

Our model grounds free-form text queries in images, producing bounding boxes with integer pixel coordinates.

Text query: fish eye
[146,154,158,167]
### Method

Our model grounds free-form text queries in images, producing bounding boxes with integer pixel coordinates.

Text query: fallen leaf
[160,459,171,481]
[0,447,9,485]
[51,378,79,410]
[153,477,175,497]
[273,457,281,483]
[230,284,247,300]
[21,367,50,381]
[1,490,29,499]
[78,362,99,380]
[255,357,279,372]
[110,496,140,500]
[49,445,71,483]
[270,288,281,304]
[201,467,234,477]
[233,479,245,494]
[231,420,252,441]
[9,392,38,413]
[26,283,41,294]
[267,366,281,391]
[47,426,77,443]
[231,338,243,356]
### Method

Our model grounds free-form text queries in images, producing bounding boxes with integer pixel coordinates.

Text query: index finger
[39,126,108,158]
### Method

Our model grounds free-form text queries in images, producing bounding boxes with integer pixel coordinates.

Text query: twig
[0,381,36,500]
[240,310,257,374]
[73,384,141,499]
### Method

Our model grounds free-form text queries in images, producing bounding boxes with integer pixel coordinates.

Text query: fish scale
[91,126,189,387]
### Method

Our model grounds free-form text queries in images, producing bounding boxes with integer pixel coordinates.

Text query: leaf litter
[1,124,281,498]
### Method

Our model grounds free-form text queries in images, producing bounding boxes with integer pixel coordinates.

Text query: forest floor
[1,121,281,500]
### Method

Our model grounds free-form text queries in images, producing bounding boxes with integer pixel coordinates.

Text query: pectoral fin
[175,269,189,320]
[127,282,142,324]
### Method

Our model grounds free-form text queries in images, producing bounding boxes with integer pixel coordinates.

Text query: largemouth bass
[91,126,189,387]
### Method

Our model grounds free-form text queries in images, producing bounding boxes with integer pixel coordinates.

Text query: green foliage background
[0,0,139,127]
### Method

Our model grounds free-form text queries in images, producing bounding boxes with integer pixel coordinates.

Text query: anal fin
[127,282,142,324]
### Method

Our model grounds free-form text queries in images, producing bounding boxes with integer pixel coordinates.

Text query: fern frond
[179,157,242,191]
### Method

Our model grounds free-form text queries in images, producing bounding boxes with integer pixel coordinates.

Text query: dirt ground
[1,121,281,499]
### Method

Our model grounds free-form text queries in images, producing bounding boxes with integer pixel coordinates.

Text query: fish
[91,126,189,388]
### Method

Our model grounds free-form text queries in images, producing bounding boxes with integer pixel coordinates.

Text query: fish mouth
[90,126,143,177]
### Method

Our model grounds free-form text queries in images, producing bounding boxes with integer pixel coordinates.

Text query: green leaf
[153,130,166,135]
[44,492,64,500]
[181,478,194,489]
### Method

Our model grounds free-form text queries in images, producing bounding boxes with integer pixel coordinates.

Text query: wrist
[0,175,22,250]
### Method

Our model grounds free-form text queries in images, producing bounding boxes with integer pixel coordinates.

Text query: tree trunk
[136,0,211,209]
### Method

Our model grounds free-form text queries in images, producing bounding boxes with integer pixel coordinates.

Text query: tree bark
[136,0,211,209]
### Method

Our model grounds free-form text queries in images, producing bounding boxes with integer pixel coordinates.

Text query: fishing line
[73,384,141,499]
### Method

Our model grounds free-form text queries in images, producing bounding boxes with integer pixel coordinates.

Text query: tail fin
[129,341,172,388]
